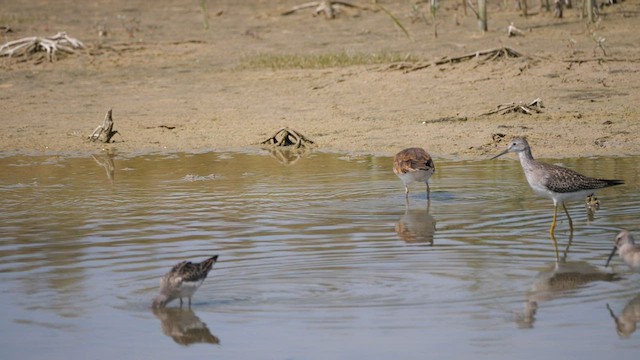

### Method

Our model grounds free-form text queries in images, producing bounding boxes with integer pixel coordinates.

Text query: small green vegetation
[240,52,419,70]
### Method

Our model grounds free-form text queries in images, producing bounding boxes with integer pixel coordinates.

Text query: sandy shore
[1,0,639,160]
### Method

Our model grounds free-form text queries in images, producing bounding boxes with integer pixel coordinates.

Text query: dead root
[0,32,84,62]
[388,47,523,73]
[480,98,544,116]
[260,128,314,165]
[260,127,314,148]
[281,1,366,19]
[88,109,120,143]
[435,46,523,65]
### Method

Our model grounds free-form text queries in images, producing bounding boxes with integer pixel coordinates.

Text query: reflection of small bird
[393,147,435,199]
[152,255,218,308]
[605,231,640,272]
[395,206,436,244]
[606,294,640,338]
[153,307,220,346]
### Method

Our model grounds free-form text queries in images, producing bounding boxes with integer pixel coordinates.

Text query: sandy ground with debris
[1,0,639,160]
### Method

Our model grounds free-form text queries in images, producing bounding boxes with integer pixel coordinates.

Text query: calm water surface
[0,151,639,359]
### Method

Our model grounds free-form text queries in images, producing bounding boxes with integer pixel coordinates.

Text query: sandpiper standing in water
[491,137,623,256]
[605,230,640,272]
[393,147,435,200]
[152,255,219,308]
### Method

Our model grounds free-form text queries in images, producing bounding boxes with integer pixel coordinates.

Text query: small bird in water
[393,147,435,199]
[152,255,219,308]
[605,231,640,272]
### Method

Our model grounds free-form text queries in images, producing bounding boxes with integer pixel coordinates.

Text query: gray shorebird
[152,255,219,308]
[393,147,435,199]
[491,137,623,254]
[605,230,640,272]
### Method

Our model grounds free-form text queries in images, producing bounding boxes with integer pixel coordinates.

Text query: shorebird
[393,147,435,199]
[152,255,219,308]
[605,230,640,272]
[491,137,623,253]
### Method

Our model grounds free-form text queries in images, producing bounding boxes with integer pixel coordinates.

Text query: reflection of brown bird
[393,148,435,199]
[605,230,640,272]
[152,255,218,308]
[153,307,220,346]
[606,294,640,338]
[516,261,619,328]
[395,203,436,244]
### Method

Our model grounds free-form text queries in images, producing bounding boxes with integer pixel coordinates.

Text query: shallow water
[0,151,639,359]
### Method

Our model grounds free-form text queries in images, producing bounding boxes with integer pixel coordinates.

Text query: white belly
[396,169,434,187]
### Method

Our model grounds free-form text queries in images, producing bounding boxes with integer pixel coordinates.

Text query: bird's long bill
[490,148,510,160]
[605,246,618,267]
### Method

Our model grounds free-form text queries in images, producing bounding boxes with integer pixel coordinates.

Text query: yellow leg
[562,203,573,233]
[550,204,558,236]
[550,204,560,260]
[550,231,560,262]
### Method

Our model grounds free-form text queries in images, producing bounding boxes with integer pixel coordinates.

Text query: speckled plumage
[523,159,623,195]
[393,147,435,199]
[152,255,218,308]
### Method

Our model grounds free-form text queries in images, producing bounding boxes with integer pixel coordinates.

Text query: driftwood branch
[89,109,120,143]
[0,32,84,62]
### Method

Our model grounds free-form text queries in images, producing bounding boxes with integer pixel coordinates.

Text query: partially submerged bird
[605,230,640,272]
[152,255,219,308]
[393,147,435,199]
[491,137,623,236]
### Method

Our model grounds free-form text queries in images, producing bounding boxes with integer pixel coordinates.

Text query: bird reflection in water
[606,294,640,338]
[515,237,619,328]
[153,307,220,346]
[395,199,436,245]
